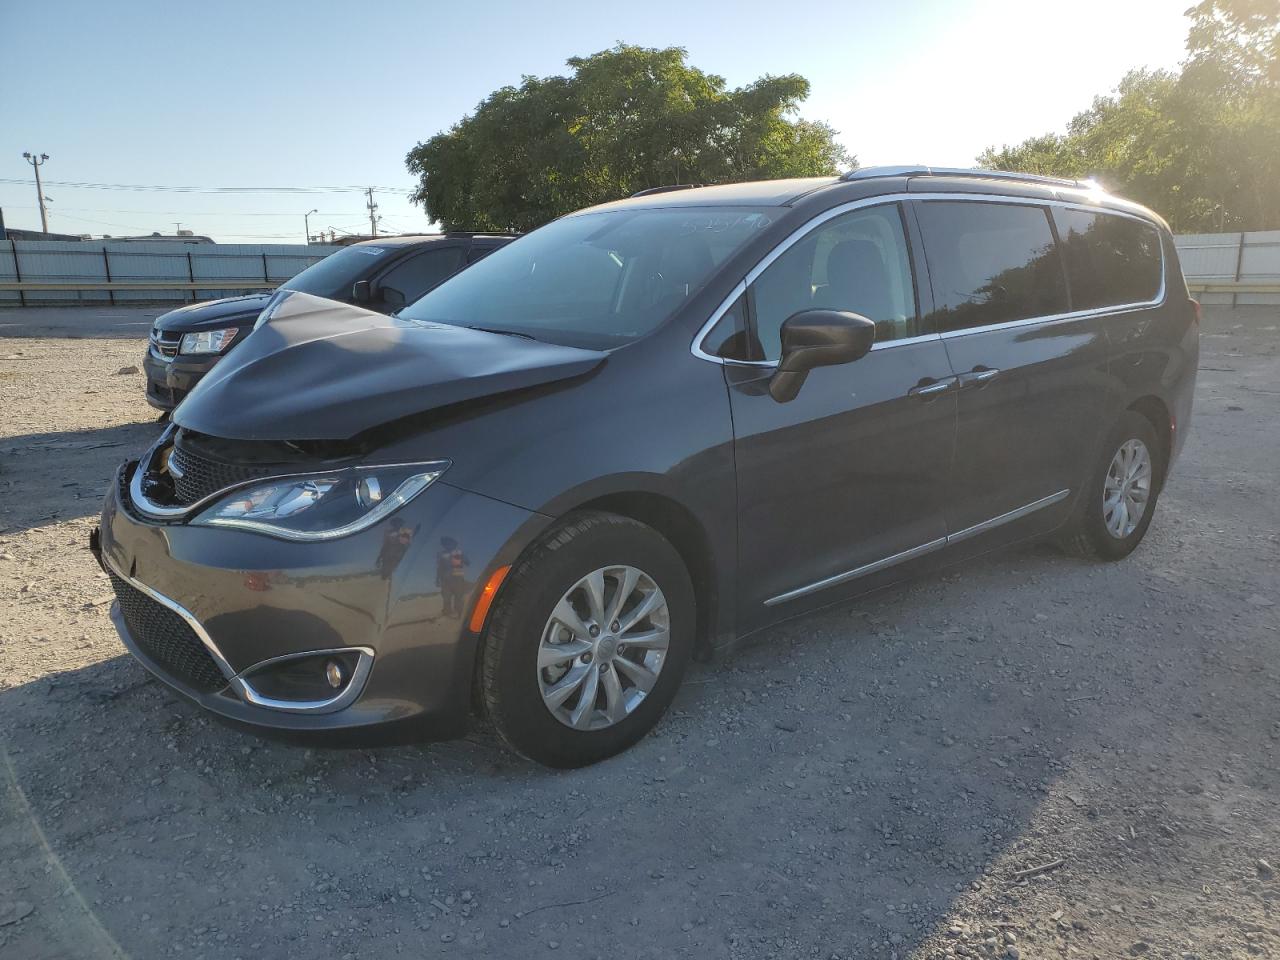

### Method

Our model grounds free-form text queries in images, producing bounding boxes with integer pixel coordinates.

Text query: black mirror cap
[770,310,876,402]
[351,279,373,303]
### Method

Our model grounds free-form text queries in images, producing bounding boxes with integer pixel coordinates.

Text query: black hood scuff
[171,292,607,441]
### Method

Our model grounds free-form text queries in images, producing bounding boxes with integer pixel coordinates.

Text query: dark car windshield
[279,244,397,298]
[398,206,778,349]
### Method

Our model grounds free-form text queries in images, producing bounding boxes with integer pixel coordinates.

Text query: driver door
[727,202,957,621]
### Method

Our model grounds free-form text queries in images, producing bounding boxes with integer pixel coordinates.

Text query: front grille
[169,443,273,506]
[150,329,180,360]
[108,572,228,693]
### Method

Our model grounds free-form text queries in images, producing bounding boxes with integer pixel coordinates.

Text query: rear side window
[916,201,1067,333]
[1053,209,1163,309]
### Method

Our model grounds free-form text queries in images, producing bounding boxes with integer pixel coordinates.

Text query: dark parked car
[95,168,1198,767]
[143,233,514,410]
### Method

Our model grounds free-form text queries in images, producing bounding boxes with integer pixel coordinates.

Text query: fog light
[324,660,345,689]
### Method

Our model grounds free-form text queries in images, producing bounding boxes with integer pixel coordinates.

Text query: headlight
[180,327,240,354]
[191,462,449,541]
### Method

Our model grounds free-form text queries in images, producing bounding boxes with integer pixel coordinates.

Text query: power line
[0,177,414,195]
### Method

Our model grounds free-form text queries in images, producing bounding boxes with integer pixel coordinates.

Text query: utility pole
[304,208,318,244]
[22,152,50,233]
[365,187,379,237]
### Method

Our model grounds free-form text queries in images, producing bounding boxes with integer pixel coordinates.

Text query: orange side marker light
[469,565,511,633]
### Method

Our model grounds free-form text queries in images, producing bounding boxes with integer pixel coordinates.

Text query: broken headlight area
[130,427,445,540]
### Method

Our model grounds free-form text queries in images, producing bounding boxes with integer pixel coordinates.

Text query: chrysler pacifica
[94,167,1198,767]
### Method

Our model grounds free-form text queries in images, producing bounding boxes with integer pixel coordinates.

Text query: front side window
[379,247,465,309]
[399,207,778,349]
[750,204,918,361]
[1054,208,1163,309]
[916,201,1068,333]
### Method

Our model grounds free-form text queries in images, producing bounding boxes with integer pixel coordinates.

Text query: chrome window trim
[764,489,1070,606]
[690,191,1168,366]
[105,549,375,715]
[236,646,376,714]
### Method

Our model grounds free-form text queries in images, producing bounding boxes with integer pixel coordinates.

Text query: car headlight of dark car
[179,327,240,354]
[190,462,449,541]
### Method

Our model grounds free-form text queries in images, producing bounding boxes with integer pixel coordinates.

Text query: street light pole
[22,151,50,233]
[304,208,318,244]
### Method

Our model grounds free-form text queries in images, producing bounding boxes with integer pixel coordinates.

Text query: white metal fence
[1,232,1278,307]
[1174,231,1280,305]
[0,240,341,305]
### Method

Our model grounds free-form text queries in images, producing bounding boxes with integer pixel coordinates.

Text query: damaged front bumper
[93,452,549,745]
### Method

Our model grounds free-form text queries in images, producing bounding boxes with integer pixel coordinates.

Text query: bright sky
[0,0,1190,243]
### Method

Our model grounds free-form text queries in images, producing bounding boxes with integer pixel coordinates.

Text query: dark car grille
[169,443,274,506]
[150,329,181,360]
[108,572,228,693]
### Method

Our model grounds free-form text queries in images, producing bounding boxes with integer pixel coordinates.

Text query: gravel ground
[1,305,1277,960]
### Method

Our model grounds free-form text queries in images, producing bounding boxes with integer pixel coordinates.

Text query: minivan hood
[172,292,606,441]
[153,293,273,332]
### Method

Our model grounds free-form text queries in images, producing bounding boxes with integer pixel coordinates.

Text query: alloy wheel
[1103,438,1152,539]
[537,565,670,730]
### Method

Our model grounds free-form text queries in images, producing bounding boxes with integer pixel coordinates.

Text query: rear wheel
[1059,410,1164,560]
[479,512,694,768]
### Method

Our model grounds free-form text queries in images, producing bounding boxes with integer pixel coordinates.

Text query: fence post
[187,251,196,303]
[261,252,269,283]
[10,242,24,307]
[1232,232,1246,309]
[102,246,115,305]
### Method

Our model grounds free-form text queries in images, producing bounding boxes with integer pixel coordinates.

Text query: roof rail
[630,184,705,199]
[840,166,1092,189]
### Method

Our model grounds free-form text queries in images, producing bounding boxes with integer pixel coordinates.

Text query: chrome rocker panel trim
[765,489,1070,606]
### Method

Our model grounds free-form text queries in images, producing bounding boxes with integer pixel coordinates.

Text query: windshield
[398,206,778,348]
[279,244,395,298]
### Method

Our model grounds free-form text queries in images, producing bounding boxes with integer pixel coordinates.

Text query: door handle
[958,367,1000,388]
[908,376,957,399]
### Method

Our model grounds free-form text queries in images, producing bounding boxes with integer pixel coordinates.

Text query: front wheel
[479,512,694,768]
[1059,410,1164,560]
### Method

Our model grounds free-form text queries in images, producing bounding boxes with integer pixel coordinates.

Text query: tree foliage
[978,0,1280,231]
[406,45,852,232]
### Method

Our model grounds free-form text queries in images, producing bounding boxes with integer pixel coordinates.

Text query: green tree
[977,1,1279,231]
[405,45,852,232]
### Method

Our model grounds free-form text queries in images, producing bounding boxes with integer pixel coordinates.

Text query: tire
[1058,410,1165,560]
[479,511,695,768]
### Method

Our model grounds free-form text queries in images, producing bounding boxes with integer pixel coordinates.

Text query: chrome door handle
[959,367,1000,388]
[908,377,956,399]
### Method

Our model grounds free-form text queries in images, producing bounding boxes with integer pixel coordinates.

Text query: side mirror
[380,286,406,311]
[769,309,876,403]
[351,280,373,303]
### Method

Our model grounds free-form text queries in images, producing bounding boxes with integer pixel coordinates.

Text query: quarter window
[750,204,918,361]
[1053,209,1162,309]
[916,201,1068,333]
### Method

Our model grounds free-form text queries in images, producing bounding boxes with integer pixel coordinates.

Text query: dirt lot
[1,304,1277,960]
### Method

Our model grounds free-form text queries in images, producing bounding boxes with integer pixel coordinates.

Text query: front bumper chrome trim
[104,550,375,715]
[236,647,376,715]
[102,549,239,683]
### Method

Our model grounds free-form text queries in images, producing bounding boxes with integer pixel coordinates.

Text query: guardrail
[1185,281,1280,295]
[0,280,279,292]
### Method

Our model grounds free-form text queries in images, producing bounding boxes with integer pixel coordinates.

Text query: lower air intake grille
[109,572,228,693]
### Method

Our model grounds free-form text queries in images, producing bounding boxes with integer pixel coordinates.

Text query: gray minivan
[96,167,1198,767]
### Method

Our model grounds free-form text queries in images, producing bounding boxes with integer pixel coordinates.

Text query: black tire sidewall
[482,514,694,768]
[1079,411,1164,560]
